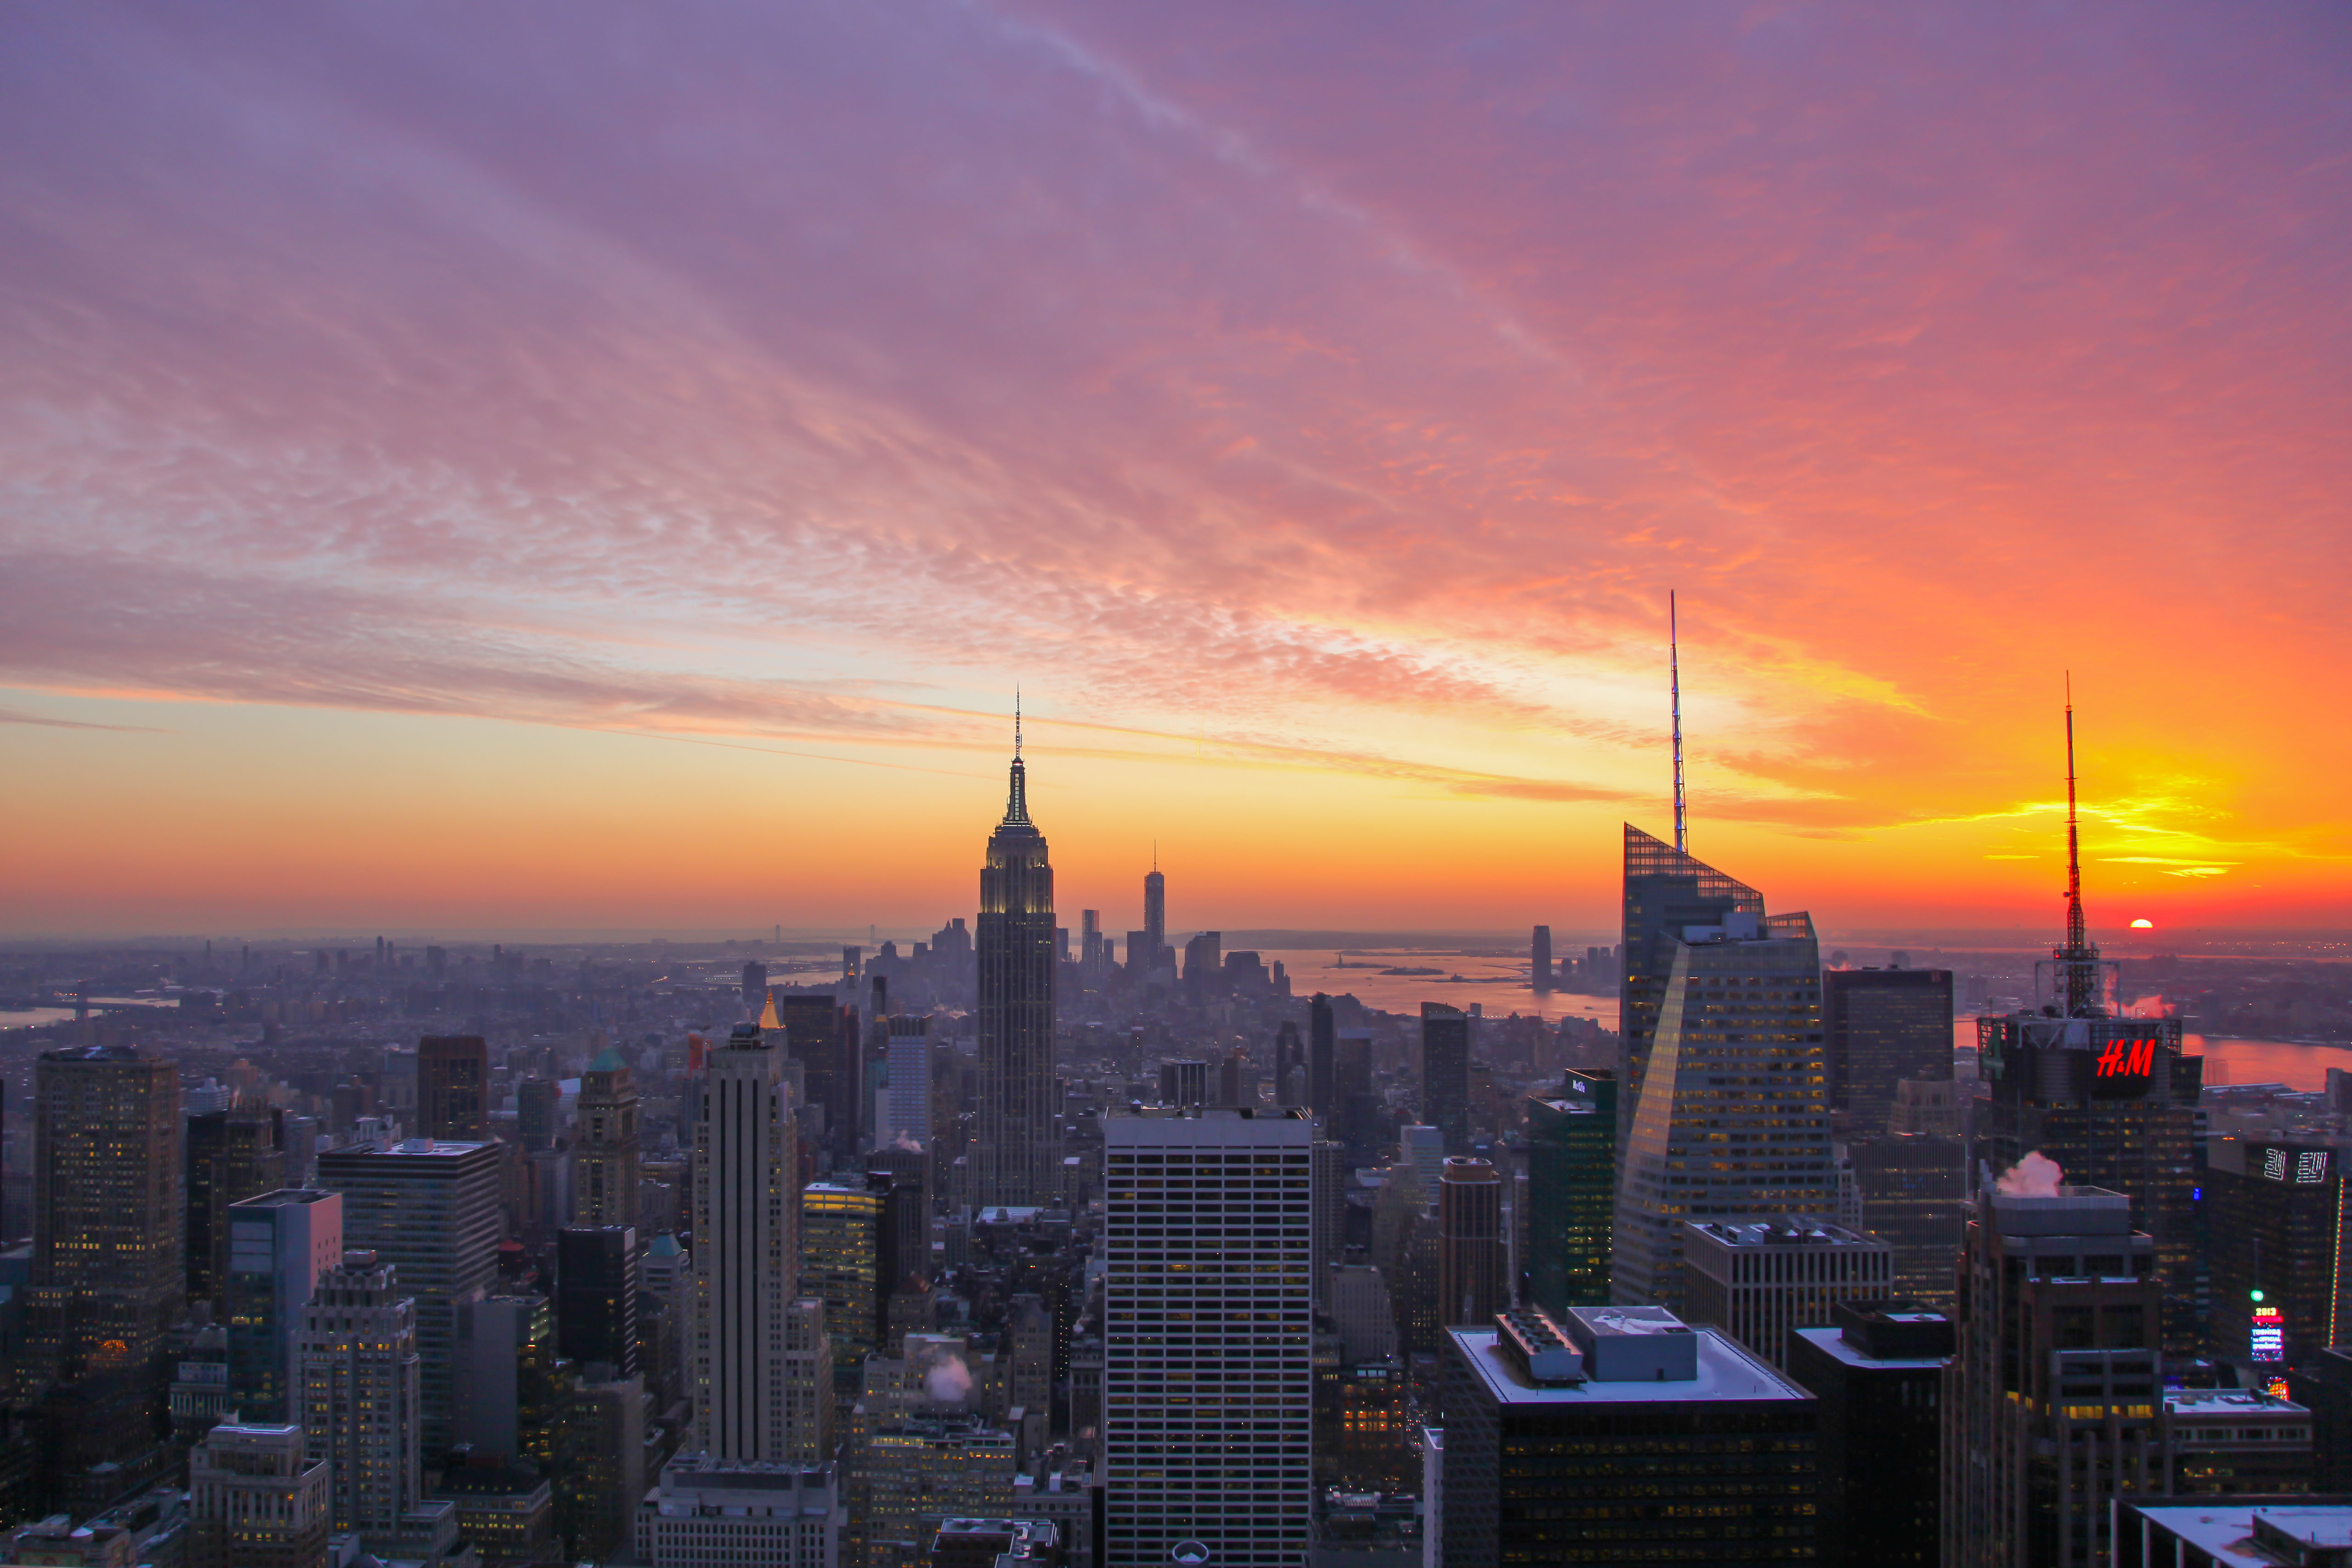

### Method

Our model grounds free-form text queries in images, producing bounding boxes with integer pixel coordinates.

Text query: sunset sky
[3,3,2346,939]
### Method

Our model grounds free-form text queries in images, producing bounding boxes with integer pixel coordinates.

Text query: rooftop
[2166,1389,2312,1419]
[1791,1325,1951,1372]
[1449,1322,1811,1408]
[2125,1504,2352,1567]
[1688,1215,1878,1248]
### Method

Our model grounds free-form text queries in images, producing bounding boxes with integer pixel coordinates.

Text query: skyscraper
[1823,967,1953,1134]
[556,1224,639,1376]
[223,1188,344,1424]
[1436,1157,1506,1328]
[800,1183,883,1355]
[187,1421,332,1568]
[775,990,857,1161]
[1522,1070,1616,1316]
[294,1251,425,1542]
[1104,1108,1313,1568]
[2203,1138,2351,1370]
[570,1047,641,1229]
[1610,845,1836,1310]
[1680,1215,1895,1370]
[315,1138,503,1454]
[1442,1305,1821,1566]
[1143,853,1165,960]
[1787,1301,1953,1568]
[694,1022,829,1464]
[1420,1002,1471,1154]
[1530,925,1552,992]
[1944,1184,2164,1568]
[879,1015,933,1151]
[1308,993,1335,1118]
[186,1104,286,1311]
[417,1036,490,1141]
[29,1043,182,1387]
[977,719,1057,1211]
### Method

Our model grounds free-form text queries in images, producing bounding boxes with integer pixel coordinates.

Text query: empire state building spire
[1003,691,1030,825]
[978,695,1056,1208]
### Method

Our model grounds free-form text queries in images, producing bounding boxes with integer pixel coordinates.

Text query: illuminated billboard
[2250,1304,2285,1362]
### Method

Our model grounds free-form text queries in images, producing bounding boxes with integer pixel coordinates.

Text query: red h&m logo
[2095,1039,2156,1078]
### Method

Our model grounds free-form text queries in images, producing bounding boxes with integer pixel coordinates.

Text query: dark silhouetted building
[741,961,767,1014]
[1443,1305,1819,1566]
[776,990,858,1161]
[1437,1158,1505,1328]
[977,730,1057,1209]
[1308,993,1335,1118]
[1420,1003,1470,1154]
[1788,1301,1952,1568]
[1523,1070,1615,1316]
[1824,967,1953,1134]
[556,1225,638,1377]
[418,1036,489,1141]
[1849,1131,1966,1310]
[2205,1138,2352,1371]
[187,1104,286,1310]
[1944,1185,2163,1568]
[1530,925,1552,992]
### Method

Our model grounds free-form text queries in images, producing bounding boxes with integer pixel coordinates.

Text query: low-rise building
[635,1456,841,1568]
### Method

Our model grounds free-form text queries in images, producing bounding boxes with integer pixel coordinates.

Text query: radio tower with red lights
[2056,679,2103,1017]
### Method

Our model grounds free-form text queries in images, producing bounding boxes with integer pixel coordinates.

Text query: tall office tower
[417,1036,490,1141]
[1824,967,1954,1133]
[1787,1301,1953,1568]
[777,991,858,1159]
[977,725,1057,1210]
[1308,994,1335,1118]
[1104,1108,1313,1568]
[1523,1070,1616,1316]
[2204,1138,2350,1370]
[858,1415,1018,1568]
[1124,930,1153,981]
[1680,1216,1895,1370]
[1977,698,2202,1353]
[1143,855,1165,958]
[1333,1030,1378,1165]
[865,1146,930,1295]
[1610,871,1835,1312]
[315,1138,502,1454]
[455,1294,560,1462]
[801,1182,883,1354]
[516,1076,560,1154]
[1273,1021,1304,1106]
[741,961,768,1015]
[570,1047,641,1228]
[1437,1158,1506,1327]
[186,1104,286,1309]
[1182,931,1223,991]
[224,1189,344,1423]
[1618,823,1766,1152]
[1847,1131,1965,1309]
[1419,1003,1471,1153]
[556,1224,639,1376]
[295,1252,424,1539]
[636,1456,842,1568]
[1312,1138,1346,1305]
[695,1022,828,1463]
[1081,909,1101,967]
[1442,1304,1821,1565]
[1215,1048,1247,1109]
[187,1421,332,1568]
[1530,925,1552,992]
[1974,1016,2196,1351]
[880,1015,933,1151]
[28,1043,182,1387]
[1158,1059,1209,1109]
[1944,1184,2165,1568]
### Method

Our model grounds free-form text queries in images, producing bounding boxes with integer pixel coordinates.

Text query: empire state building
[977,718,1057,1209]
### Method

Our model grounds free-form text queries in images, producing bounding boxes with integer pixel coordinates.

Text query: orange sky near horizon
[1,4,2346,939]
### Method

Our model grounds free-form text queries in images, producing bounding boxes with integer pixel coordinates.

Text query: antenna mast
[1670,592,1688,855]
[2056,675,2101,1015]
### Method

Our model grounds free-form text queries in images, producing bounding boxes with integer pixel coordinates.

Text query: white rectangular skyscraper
[1104,1107,1313,1568]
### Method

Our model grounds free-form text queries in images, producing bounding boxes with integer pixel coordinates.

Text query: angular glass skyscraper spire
[1611,825,1835,1309]
[977,726,1057,1209]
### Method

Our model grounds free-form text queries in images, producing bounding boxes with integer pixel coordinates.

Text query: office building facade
[977,733,1058,1210]
[1848,1131,1965,1309]
[1787,1302,1952,1568]
[316,1137,502,1454]
[1943,1185,2165,1568]
[1610,870,1837,1311]
[1523,1070,1615,1316]
[1823,968,1953,1134]
[186,1105,286,1311]
[187,1421,332,1568]
[417,1035,490,1141]
[1420,1003,1471,1154]
[635,1458,842,1568]
[1103,1108,1313,1568]
[801,1183,883,1355]
[570,1047,641,1229]
[1683,1215,1895,1370]
[1436,1158,1506,1329]
[1442,1305,1821,1566]
[2204,1138,2351,1370]
[555,1224,639,1376]
[223,1188,344,1424]
[294,1251,424,1539]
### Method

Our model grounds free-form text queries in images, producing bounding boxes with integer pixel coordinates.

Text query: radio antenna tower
[1670,592,1689,855]
[2057,675,2101,1015]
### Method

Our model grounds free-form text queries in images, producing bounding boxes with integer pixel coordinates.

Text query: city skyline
[2,5,2346,937]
